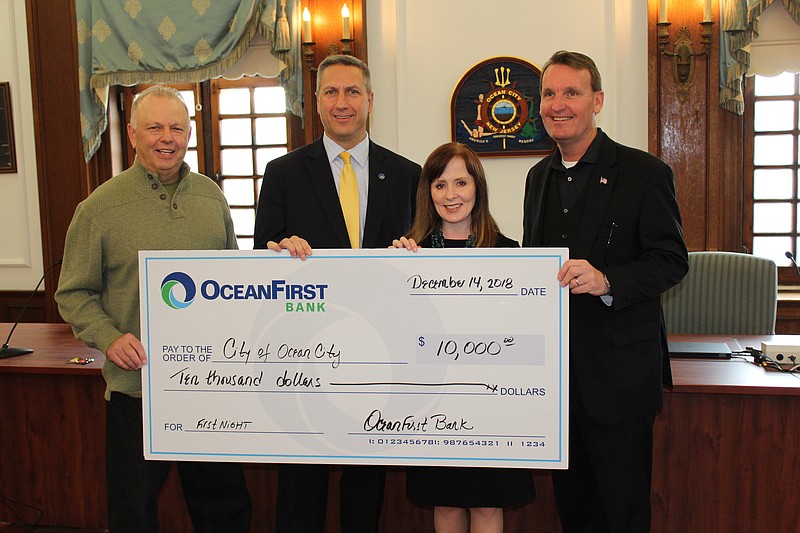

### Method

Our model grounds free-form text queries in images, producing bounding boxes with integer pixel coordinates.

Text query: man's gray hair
[130,85,189,129]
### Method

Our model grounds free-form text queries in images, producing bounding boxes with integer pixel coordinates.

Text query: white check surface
[140,248,569,468]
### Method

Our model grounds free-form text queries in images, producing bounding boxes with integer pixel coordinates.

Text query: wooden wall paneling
[711,102,744,252]
[304,0,366,66]
[25,0,87,323]
[649,1,743,253]
[699,0,728,252]
[302,55,321,144]
[656,8,712,251]
[650,3,702,248]
[776,298,800,334]
[86,123,114,190]
[0,292,45,323]
[648,2,661,157]
[707,16,744,253]
[742,77,756,255]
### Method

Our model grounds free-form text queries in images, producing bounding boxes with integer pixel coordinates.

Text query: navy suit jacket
[523,131,688,425]
[254,137,421,249]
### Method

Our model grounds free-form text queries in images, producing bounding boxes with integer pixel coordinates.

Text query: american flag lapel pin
[599,177,608,185]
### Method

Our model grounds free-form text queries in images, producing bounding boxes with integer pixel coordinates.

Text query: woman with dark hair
[393,142,534,532]
[395,142,514,250]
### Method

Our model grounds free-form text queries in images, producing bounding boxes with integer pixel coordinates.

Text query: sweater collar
[133,158,191,185]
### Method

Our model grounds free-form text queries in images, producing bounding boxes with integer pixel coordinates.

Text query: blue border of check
[142,251,566,467]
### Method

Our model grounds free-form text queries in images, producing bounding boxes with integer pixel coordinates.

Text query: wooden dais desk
[2,325,798,532]
[0,323,106,528]
[654,334,800,532]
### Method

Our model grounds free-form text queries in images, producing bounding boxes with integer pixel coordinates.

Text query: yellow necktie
[339,151,360,248]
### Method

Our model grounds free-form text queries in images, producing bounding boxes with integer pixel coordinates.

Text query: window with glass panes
[214,81,288,250]
[748,72,800,274]
[124,78,289,250]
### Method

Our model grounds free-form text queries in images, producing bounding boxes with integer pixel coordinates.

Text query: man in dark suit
[522,51,688,532]
[254,54,420,533]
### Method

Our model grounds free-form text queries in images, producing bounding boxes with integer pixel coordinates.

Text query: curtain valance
[720,0,800,114]
[76,0,302,161]
[749,1,800,76]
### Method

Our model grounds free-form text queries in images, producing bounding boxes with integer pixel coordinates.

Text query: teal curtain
[719,0,800,114]
[76,0,302,161]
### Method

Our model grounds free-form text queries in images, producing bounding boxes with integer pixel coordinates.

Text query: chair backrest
[662,251,777,335]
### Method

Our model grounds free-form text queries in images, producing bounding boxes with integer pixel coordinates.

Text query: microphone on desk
[786,251,800,280]
[0,259,62,359]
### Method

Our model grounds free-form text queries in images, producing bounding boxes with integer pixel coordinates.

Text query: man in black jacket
[523,50,688,532]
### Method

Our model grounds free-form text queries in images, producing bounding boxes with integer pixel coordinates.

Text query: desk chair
[662,251,778,335]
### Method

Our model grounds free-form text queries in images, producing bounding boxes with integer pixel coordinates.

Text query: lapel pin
[599,177,608,185]
[378,173,386,180]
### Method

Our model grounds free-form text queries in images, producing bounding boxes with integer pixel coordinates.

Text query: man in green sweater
[56,85,251,532]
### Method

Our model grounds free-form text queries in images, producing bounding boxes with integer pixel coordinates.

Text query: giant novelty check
[139,248,569,469]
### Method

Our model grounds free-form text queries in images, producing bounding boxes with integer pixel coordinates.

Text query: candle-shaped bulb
[659,0,668,23]
[342,3,351,40]
[703,0,712,22]
[303,7,312,43]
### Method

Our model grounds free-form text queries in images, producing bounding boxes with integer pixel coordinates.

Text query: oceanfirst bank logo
[161,272,196,310]
[159,272,328,312]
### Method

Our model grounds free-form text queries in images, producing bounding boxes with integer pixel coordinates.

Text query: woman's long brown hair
[406,142,501,247]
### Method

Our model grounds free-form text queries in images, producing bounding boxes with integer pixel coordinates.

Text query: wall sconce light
[302,7,315,69]
[302,3,355,71]
[657,0,714,101]
[340,3,353,55]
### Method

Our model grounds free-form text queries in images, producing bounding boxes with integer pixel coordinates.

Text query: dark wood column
[24,0,89,322]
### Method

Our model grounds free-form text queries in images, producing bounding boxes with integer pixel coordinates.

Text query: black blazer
[254,137,421,249]
[523,132,688,425]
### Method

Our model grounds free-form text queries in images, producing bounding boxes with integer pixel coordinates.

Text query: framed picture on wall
[0,82,18,174]
[451,57,554,157]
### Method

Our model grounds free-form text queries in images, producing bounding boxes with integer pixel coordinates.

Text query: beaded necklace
[429,227,476,248]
